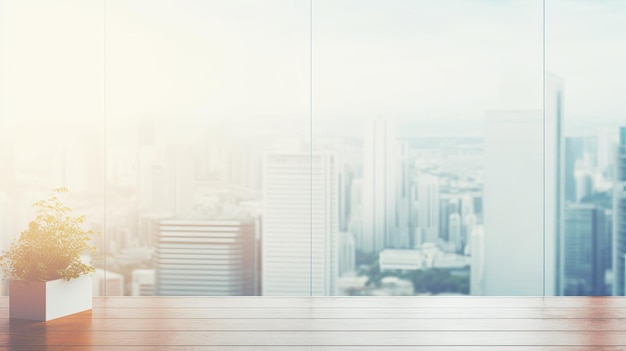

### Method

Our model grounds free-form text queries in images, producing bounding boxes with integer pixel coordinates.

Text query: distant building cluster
[2,79,626,298]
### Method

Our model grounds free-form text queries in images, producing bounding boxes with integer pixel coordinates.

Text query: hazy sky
[1,0,625,142]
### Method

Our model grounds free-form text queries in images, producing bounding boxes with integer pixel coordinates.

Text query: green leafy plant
[0,188,97,282]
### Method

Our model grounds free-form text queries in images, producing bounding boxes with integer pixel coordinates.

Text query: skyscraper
[363,118,397,253]
[155,219,258,296]
[545,75,565,296]
[612,127,626,296]
[484,111,544,295]
[438,194,452,242]
[262,152,338,296]
[348,179,364,250]
[338,232,356,276]
[564,203,610,296]
[470,225,485,296]
[463,213,477,253]
[483,75,563,296]
[418,174,440,245]
[395,141,414,249]
[448,213,462,253]
[564,137,578,203]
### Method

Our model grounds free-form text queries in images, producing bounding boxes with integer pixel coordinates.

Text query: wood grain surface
[0,296,624,350]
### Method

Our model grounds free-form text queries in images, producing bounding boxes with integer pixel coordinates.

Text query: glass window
[2,0,622,297]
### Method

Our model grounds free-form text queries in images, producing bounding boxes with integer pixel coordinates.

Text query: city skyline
[1,0,626,298]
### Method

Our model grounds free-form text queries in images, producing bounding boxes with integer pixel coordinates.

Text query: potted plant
[0,188,98,321]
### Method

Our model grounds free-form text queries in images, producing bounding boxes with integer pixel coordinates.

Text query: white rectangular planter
[9,275,93,321]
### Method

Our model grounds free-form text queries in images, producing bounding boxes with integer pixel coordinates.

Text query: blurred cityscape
[0,101,623,297]
[1,1,625,298]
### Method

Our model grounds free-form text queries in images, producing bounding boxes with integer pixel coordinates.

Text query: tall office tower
[342,168,356,233]
[612,127,626,296]
[483,75,563,296]
[438,194,451,242]
[473,195,483,216]
[463,213,477,253]
[564,137,578,202]
[363,118,397,253]
[316,137,352,234]
[470,225,485,296]
[448,213,462,253]
[338,232,356,277]
[262,153,338,296]
[155,219,258,296]
[564,204,611,296]
[417,174,440,244]
[409,182,419,248]
[395,141,413,249]
[545,75,565,296]
[348,179,364,250]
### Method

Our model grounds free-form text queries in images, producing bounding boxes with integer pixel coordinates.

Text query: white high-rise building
[613,127,626,296]
[484,75,563,295]
[470,226,485,296]
[363,118,397,253]
[484,111,545,295]
[262,152,339,296]
[418,174,440,244]
[349,179,364,250]
[395,141,413,249]
[448,213,462,253]
[155,219,258,296]
[338,232,356,276]
[463,213,477,253]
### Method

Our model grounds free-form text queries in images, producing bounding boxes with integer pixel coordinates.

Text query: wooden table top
[1,296,625,350]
